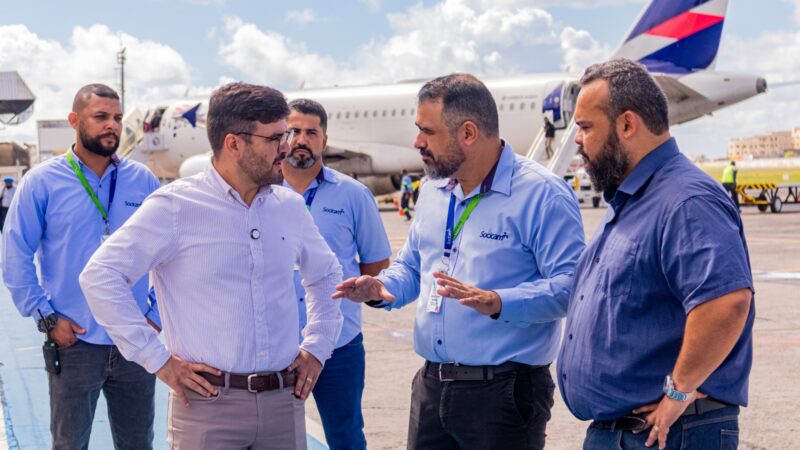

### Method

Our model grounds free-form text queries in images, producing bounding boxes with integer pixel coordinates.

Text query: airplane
[118,0,766,195]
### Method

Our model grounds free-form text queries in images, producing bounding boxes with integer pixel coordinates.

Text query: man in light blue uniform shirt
[283,98,391,450]
[2,84,161,450]
[335,74,585,450]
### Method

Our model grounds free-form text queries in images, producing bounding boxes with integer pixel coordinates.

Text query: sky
[1,0,799,158]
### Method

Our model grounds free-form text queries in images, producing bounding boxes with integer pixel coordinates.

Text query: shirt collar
[67,144,120,179]
[616,137,679,197]
[205,162,270,206]
[433,140,514,197]
[281,165,338,193]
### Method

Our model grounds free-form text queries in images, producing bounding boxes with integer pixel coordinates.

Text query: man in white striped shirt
[80,82,344,449]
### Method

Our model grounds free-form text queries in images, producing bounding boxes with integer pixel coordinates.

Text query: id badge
[426,283,443,313]
[101,223,111,243]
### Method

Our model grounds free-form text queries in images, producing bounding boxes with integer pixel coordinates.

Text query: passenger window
[520,102,525,110]
[355,111,359,118]
[509,103,515,111]
[345,112,350,119]
[392,109,396,117]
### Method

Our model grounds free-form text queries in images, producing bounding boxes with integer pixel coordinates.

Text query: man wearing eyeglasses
[282,98,391,450]
[80,82,344,449]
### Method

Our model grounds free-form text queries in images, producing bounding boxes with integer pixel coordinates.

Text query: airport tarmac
[1,203,799,449]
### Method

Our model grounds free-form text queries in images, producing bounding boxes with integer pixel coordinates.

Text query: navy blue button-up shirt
[558,138,754,421]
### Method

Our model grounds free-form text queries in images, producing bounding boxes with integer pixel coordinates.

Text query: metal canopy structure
[0,71,36,125]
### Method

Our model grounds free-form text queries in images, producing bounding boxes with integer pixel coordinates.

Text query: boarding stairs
[525,121,580,178]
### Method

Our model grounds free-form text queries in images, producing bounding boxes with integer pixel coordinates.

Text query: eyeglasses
[235,129,295,148]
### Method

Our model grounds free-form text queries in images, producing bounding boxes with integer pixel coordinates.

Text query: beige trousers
[166,383,306,450]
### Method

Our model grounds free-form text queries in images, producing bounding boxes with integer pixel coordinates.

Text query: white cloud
[218,0,580,88]
[218,17,346,88]
[285,8,327,25]
[559,26,613,72]
[0,24,197,143]
[358,0,382,12]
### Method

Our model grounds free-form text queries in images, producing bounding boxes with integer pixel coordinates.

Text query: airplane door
[560,82,580,125]
[542,81,580,129]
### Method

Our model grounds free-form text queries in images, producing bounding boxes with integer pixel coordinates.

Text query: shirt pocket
[600,235,639,299]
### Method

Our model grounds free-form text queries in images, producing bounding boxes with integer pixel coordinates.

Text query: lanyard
[66,149,118,230]
[303,168,326,211]
[442,160,499,260]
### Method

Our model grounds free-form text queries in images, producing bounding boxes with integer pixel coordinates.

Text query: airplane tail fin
[612,0,729,74]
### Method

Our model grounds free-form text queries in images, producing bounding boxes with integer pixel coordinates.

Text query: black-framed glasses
[235,129,295,147]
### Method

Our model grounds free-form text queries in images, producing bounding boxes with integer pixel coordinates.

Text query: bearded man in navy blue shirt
[558,59,754,450]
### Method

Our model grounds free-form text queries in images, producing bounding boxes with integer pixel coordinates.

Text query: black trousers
[407,363,555,450]
[722,182,739,208]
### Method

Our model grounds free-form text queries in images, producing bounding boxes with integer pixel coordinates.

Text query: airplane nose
[756,77,767,94]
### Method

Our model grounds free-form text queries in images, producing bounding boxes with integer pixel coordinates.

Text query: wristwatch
[37,313,58,333]
[663,374,692,402]
[365,300,386,308]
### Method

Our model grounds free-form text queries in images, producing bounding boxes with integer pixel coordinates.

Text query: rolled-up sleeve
[297,209,343,365]
[79,192,176,373]
[496,193,585,325]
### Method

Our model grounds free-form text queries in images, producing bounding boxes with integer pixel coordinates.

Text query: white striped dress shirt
[80,165,343,374]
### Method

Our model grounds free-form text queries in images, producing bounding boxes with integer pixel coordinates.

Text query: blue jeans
[312,333,367,450]
[583,406,740,450]
[48,339,156,450]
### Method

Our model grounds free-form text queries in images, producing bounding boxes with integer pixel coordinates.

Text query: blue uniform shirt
[557,138,755,421]
[2,150,161,344]
[377,142,585,366]
[286,166,391,348]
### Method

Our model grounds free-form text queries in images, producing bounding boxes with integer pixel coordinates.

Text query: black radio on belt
[38,309,61,375]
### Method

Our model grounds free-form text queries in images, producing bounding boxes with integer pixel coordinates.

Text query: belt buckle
[438,362,457,382]
[247,373,264,393]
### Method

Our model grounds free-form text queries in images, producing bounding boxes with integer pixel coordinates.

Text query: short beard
[420,138,466,180]
[285,145,317,169]
[581,129,630,193]
[79,125,119,157]
[239,143,283,187]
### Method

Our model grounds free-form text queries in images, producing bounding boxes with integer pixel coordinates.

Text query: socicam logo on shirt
[125,201,142,207]
[480,231,509,241]
[323,207,345,215]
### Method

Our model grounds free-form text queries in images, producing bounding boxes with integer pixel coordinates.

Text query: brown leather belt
[200,370,296,393]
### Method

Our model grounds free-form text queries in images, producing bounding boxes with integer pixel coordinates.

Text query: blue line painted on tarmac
[1,370,22,450]
[307,433,328,450]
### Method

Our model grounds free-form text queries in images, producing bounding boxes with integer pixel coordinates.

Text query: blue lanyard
[443,160,499,259]
[303,168,326,211]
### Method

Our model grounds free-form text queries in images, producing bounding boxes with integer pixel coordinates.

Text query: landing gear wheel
[592,196,600,208]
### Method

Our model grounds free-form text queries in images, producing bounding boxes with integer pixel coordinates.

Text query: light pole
[117,48,126,112]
